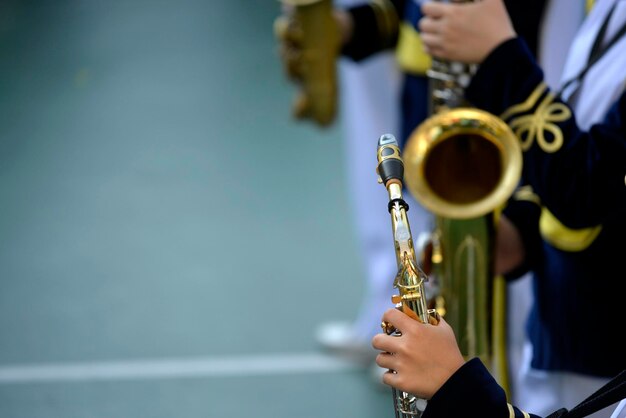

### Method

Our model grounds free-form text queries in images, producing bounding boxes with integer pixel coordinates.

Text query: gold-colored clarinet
[376,133,440,418]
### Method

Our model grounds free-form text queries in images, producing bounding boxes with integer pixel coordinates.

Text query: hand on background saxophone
[371,308,465,400]
[273,0,353,126]
[418,0,516,63]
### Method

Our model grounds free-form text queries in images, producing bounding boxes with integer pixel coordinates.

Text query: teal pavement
[0,1,392,417]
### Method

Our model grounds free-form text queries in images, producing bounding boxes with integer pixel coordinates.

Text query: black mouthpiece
[376,133,404,184]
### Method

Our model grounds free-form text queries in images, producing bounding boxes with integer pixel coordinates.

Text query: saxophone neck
[427,58,477,113]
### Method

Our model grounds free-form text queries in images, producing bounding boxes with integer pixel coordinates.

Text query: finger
[381,308,416,332]
[418,31,441,52]
[419,33,445,59]
[436,316,452,331]
[417,16,438,36]
[375,351,396,371]
[371,333,384,350]
[381,369,400,388]
[372,332,400,353]
[421,0,447,19]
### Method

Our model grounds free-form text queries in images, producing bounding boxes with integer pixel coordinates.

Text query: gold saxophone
[376,133,440,418]
[377,1,522,404]
[399,1,522,393]
[273,0,339,126]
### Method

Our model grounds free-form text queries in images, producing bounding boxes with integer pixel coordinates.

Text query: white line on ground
[0,353,363,384]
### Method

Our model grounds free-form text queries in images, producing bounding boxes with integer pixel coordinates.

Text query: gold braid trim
[502,85,601,251]
[501,82,571,153]
[507,403,515,418]
[508,404,531,418]
[540,208,602,252]
[511,175,602,252]
[370,0,399,48]
[512,185,541,206]
[500,82,547,120]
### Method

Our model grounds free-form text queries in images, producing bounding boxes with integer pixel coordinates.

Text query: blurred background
[0,0,392,416]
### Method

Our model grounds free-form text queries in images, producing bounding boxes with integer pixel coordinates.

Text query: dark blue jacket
[424,358,540,418]
[467,37,626,378]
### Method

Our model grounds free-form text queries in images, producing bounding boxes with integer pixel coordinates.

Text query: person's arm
[344,0,546,62]
[418,0,516,64]
[496,192,542,278]
[339,0,406,61]
[426,359,539,418]
[419,0,626,229]
[371,308,541,418]
[467,40,625,228]
[372,308,464,398]
[495,212,526,276]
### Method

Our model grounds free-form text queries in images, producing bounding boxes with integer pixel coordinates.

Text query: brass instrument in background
[400,0,523,392]
[403,108,521,390]
[273,0,340,126]
[376,133,440,418]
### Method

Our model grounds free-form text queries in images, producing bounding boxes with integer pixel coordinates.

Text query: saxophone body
[396,0,522,393]
[377,134,440,418]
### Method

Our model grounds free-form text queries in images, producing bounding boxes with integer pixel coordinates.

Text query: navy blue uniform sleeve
[501,192,542,280]
[342,0,405,61]
[502,0,546,58]
[423,358,540,418]
[342,0,545,62]
[465,38,626,229]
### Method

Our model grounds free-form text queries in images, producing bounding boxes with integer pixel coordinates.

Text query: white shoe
[315,321,377,364]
